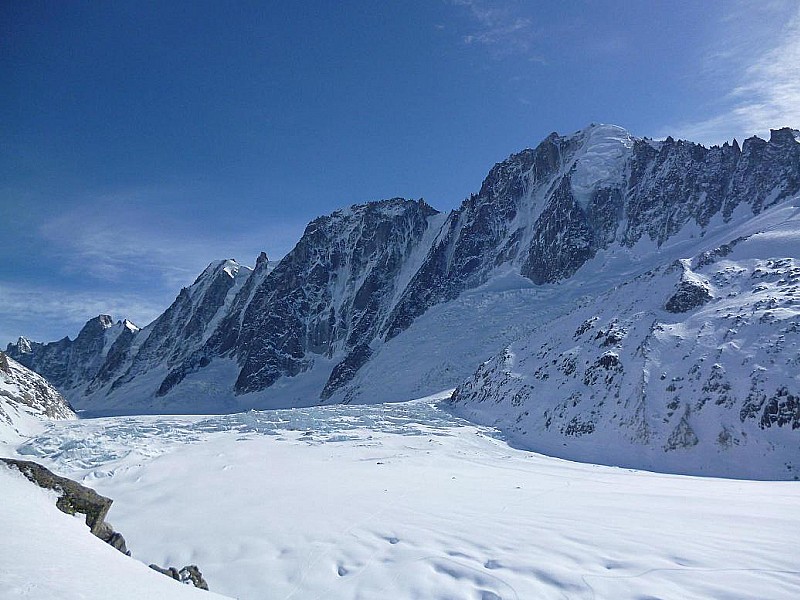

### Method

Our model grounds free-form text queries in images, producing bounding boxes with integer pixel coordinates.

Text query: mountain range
[8,124,799,477]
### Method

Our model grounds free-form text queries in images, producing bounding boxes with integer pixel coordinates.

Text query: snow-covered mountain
[0,351,75,444]
[7,125,800,445]
[448,202,800,479]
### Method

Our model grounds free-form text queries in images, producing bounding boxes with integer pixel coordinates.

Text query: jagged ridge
[7,125,800,424]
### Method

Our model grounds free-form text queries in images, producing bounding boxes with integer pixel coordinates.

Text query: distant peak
[222,260,240,279]
[13,337,33,353]
[769,127,800,145]
[120,319,139,332]
[198,258,240,279]
[87,315,114,329]
[577,123,631,137]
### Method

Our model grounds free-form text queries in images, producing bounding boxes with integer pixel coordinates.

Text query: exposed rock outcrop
[0,458,128,554]
[1,458,212,590]
[149,564,210,591]
[665,265,713,313]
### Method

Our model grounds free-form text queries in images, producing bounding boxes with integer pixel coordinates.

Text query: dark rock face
[665,278,713,313]
[623,137,741,245]
[162,198,439,397]
[115,260,247,394]
[149,564,209,591]
[7,316,136,397]
[521,176,599,284]
[88,325,137,393]
[760,387,800,430]
[383,136,571,340]
[321,344,372,400]
[0,458,127,553]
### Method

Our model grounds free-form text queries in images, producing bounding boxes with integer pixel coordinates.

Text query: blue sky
[2,0,799,345]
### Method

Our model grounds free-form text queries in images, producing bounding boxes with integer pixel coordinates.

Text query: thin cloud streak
[0,282,167,345]
[38,194,306,291]
[450,0,545,62]
[666,5,800,145]
[4,187,308,344]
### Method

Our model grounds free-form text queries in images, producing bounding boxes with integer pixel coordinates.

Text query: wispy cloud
[38,188,305,291]
[0,282,168,345]
[666,3,800,145]
[2,186,307,344]
[450,0,545,62]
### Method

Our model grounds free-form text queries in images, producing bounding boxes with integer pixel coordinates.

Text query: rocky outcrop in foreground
[150,564,209,591]
[1,458,209,590]
[1,458,130,553]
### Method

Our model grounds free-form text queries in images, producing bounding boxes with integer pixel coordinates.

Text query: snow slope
[0,352,74,447]
[449,201,800,479]
[0,465,230,599]
[11,392,800,600]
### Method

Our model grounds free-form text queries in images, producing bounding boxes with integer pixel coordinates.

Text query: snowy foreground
[0,467,227,599]
[6,391,800,599]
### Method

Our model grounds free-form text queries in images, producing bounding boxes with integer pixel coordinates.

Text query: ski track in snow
[9,391,800,600]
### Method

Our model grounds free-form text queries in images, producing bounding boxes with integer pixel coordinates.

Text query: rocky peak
[74,315,114,344]
[108,258,252,395]
[769,127,800,146]
[191,259,249,292]
[11,337,33,355]
[120,319,139,332]
[741,135,768,155]
[229,197,440,395]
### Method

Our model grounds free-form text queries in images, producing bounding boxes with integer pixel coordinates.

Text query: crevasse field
[4,391,799,599]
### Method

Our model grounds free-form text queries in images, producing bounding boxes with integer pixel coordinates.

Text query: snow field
[0,465,229,599]
[12,394,800,600]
